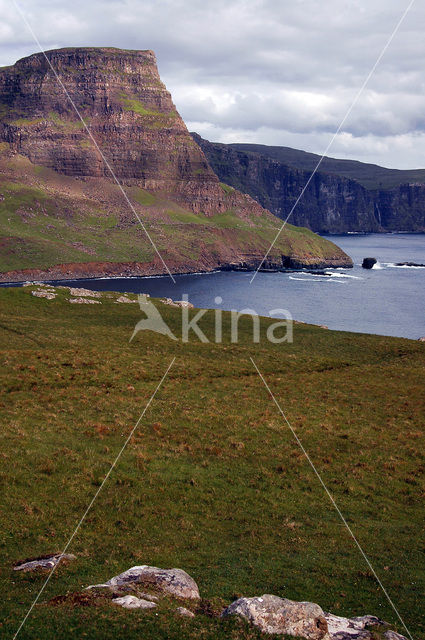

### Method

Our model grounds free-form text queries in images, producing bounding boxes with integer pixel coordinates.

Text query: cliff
[193,135,425,233]
[0,47,351,280]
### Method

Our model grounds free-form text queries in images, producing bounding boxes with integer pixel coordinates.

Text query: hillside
[0,285,424,639]
[193,135,425,233]
[0,47,351,280]
[228,143,425,191]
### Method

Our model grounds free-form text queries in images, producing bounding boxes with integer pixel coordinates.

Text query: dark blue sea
[4,233,425,339]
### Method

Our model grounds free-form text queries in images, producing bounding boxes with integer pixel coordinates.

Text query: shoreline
[0,265,353,287]
[0,260,353,286]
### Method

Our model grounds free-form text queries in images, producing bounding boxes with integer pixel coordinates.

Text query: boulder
[176,606,195,618]
[324,613,384,640]
[14,553,76,572]
[115,295,137,303]
[384,631,408,640]
[362,258,377,269]
[222,594,327,639]
[112,595,157,610]
[69,297,101,304]
[68,288,102,297]
[87,565,200,599]
[32,290,56,300]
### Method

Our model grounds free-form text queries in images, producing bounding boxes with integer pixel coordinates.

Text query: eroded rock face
[0,47,225,215]
[87,565,200,600]
[222,594,328,639]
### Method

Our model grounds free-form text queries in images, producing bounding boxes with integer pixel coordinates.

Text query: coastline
[0,256,353,285]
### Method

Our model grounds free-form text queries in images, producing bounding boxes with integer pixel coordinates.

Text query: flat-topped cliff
[0,47,352,279]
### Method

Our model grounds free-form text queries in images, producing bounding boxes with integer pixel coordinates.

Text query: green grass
[220,182,235,195]
[0,287,424,639]
[0,174,347,273]
[119,94,178,129]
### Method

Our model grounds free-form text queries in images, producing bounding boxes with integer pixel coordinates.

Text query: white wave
[383,262,425,269]
[326,272,363,280]
[288,276,345,283]
[372,262,383,269]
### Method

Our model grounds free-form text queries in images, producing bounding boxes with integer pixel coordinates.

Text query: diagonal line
[250,356,414,640]
[249,0,416,284]
[11,0,176,284]
[12,357,176,640]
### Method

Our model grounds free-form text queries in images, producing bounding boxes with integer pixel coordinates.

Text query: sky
[1,0,424,169]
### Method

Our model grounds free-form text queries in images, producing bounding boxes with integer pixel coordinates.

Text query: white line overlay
[12,357,176,639]
[11,0,176,283]
[249,0,416,284]
[250,356,413,640]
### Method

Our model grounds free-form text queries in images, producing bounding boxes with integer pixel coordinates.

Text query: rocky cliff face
[0,48,352,278]
[193,134,425,233]
[0,48,226,213]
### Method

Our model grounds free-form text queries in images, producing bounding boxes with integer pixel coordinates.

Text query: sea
[3,233,425,340]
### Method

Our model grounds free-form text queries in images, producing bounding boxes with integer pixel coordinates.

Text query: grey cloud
[0,0,424,167]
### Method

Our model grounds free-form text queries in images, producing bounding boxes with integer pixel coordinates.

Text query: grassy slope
[229,143,425,191]
[0,153,348,275]
[0,287,424,639]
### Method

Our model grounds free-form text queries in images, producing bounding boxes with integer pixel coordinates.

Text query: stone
[222,594,328,639]
[87,565,200,599]
[362,258,377,269]
[115,295,137,303]
[324,613,384,640]
[31,290,56,299]
[384,630,408,640]
[13,553,76,572]
[112,595,157,610]
[68,288,102,297]
[176,606,195,618]
[69,297,101,304]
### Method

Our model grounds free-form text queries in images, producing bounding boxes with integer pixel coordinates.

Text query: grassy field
[0,286,424,639]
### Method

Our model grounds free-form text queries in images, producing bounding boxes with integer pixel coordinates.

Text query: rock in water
[222,594,328,639]
[362,257,377,269]
[87,565,200,599]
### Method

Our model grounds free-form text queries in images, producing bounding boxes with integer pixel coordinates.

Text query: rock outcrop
[362,258,377,269]
[0,47,351,279]
[193,134,425,233]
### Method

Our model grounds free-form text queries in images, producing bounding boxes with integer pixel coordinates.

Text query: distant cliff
[192,134,425,233]
[0,47,352,280]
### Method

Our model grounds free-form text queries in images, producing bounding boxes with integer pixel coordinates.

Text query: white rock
[68,288,102,297]
[14,553,76,572]
[112,595,157,610]
[87,565,200,599]
[31,290,56,300]
[324,613,384,640]
[176,606,195,618]
[69,297,101,304]
[222,594,328,639]
[115,295,137,303]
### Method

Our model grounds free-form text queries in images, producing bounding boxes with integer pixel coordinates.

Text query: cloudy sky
[1,0,424,168]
